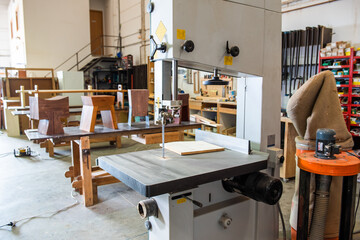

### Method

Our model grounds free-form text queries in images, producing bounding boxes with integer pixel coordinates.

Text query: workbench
[25,121,201,157]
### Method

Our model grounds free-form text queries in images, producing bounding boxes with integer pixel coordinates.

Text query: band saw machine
[98,0,283,239]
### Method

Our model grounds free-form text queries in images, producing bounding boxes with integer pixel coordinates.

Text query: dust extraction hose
[309,174,332,240]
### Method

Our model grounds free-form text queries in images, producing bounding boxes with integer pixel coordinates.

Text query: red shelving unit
[319,48,360,135]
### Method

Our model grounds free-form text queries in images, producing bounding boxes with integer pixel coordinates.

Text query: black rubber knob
[144,220,152,230]
[147,2,154,13]
[230,46,240,57]
[279,156,285,164]
[182,40,195,53]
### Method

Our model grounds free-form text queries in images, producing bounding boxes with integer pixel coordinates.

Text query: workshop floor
[0,131,359,240]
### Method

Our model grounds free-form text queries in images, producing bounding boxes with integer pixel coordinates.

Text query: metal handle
[150,35,167,61]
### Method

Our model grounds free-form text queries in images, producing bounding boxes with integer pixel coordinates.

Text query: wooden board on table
[161,140,224,156]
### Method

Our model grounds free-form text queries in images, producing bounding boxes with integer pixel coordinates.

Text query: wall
[103,0,149,65]
[21,0,90,70]
[0,0,10,68]
[282,0,360,46]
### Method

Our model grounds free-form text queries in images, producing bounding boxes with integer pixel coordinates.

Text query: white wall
[0,0,10,67]
[104,0,149,65]
[22,0,90,70]
[282,0,360,46]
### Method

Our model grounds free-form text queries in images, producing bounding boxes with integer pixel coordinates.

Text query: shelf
[337,85,349,87]
[351,124,360,127]
[338,94,348,97]
[334,75,350,78]
[352,94,360,97]
[351,114,360,117]
[354,71,360,74]
[320,65,350,69]
[350,133,360,137]
[354,56,360,59]
[351,104,360,107]
[202,109,217,112]
[219,107,237,115]
[320,55,350,60]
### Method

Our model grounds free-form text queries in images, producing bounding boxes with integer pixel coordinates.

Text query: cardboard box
[332,48,338,56]
[338,48,345,56]
[330,42,337,49]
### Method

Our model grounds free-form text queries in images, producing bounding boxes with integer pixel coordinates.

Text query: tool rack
[318,48,360,136]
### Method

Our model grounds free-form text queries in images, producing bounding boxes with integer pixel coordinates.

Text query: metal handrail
[49,35,120,75]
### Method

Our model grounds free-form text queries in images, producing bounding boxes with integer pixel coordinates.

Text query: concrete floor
[0,130,358,240]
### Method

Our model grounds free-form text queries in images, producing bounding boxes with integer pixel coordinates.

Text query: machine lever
[150,35,167,61]
[184,195,203,208]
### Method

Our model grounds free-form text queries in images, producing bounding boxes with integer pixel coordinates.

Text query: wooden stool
[128,89,149,126]
[80,95,118,132]
[29,96,69,135]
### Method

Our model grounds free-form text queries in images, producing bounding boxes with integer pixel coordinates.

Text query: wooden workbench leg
[179,131,184,141]
[116,136,121,148]
[48,140,54,157]
[71,140,80,182]
[80,137,94,207]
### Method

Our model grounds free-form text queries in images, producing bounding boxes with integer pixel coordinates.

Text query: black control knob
[226,41,240,57]
[144,220,152,230]
[230,46,240,57]
[182,40,195,53]
[147,2,154,13]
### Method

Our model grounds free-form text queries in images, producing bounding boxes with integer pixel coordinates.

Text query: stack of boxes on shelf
[319,46,360,136]
[320,41,352,57]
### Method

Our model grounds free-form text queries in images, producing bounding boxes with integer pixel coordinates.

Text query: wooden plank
[145,131,183,144]
[79,137,94,207]
[219,107,236,115]
[71,140,81,183]
[280,120,297,179]
[195,129,250,154]
[161,141,224,156]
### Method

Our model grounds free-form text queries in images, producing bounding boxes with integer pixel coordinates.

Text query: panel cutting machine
[98,0,283,239]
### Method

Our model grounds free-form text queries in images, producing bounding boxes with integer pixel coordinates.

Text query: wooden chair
[79,95,118,132]
[65,136,120,207]
[128,89,149,126]
[29,96,69,135]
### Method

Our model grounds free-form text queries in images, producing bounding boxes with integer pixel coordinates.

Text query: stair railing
[47,35,121,76]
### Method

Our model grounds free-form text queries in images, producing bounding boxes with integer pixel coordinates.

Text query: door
[90,10,103,56]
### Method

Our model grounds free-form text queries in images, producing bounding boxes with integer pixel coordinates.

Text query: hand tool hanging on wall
[309,27,315,79]
[289,31,295,97]
[294,30,302,91]
[283,32,289,96]
[291,31,299,95]
[281,32,286,92]
[315,25,322,74]
[303,28,310,84]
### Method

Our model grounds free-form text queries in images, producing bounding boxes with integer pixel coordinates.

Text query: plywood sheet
[161,141,224,155]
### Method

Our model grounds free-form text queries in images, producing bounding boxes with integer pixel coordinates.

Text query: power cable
[0,190,79,230]
[278,202,287,240]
